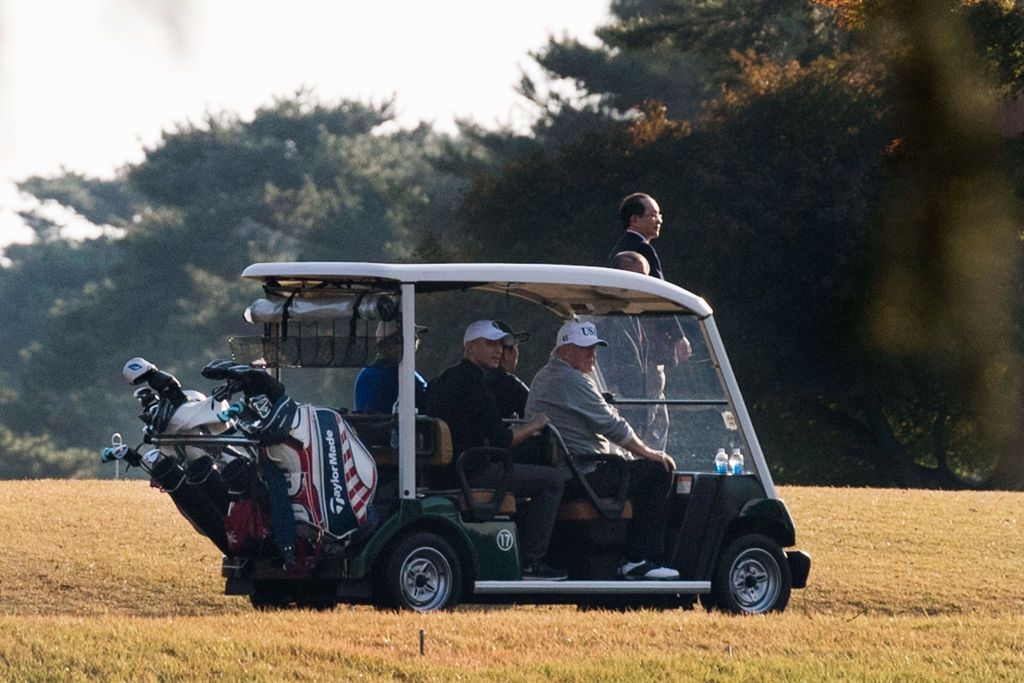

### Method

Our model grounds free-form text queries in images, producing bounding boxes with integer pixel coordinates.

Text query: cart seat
[346,415,514,518]
[344,413,453,469]
[457,489,517,515]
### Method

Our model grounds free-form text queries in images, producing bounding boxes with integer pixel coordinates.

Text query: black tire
[295,582,339,611]
[711,533,791,614]
[697,592,717,612]
[249,580,293,610]
[382,532,463,612]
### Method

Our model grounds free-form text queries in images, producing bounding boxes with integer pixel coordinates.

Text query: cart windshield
[234,264,753,477]
[583,312,746,473]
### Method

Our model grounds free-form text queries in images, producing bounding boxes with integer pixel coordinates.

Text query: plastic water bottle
[714,448,728,474]
[729,447,744,475]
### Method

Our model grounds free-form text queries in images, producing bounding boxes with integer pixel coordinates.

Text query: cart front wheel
[712,533,791,614]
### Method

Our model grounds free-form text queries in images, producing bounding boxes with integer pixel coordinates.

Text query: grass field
[1,481,1022,680]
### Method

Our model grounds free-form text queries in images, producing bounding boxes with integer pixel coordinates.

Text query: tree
[521,0,844,142]
[1,91,471,456]
[859,0,1024,488]
[451,0,1024,489]
[0,425,97,480]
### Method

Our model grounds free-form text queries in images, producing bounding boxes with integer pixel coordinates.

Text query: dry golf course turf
[0,480,1021,680]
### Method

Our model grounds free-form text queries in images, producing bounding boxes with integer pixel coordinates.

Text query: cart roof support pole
[398,283,417,500]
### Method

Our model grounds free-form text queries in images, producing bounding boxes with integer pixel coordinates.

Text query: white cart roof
[241,262,713,319]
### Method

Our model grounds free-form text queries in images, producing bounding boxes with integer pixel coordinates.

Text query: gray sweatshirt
[525,356,636,456]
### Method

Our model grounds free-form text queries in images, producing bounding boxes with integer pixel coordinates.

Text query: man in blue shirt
[354,320,427,413]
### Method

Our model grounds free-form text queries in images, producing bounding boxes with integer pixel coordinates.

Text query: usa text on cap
[555,320,608,348]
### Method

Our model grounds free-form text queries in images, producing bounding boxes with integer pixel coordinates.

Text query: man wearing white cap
[354,320,428,413]
[425,320,565,580]
[525,319,680,580]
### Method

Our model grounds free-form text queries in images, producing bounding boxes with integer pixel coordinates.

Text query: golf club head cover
[151,397,177,434]
[201,359,252,381]
[201,360,285,401]
[123,357,157,384]
[124,358,187,406]
[245,393,298,445]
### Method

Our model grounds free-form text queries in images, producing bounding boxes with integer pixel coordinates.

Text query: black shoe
[522,561,568,581]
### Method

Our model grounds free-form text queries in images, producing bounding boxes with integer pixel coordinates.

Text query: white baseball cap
[463,320,512,344]
[555,320,608,348]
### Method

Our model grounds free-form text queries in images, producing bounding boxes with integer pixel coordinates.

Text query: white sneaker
[642,564,680,580]
[617,560,680,580]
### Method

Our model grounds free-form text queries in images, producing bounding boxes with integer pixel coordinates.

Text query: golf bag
[105,358,379,566]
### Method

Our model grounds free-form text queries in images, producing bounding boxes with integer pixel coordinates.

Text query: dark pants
[470,463,564,564]
[567,458,672,563]
[259,456,296,554]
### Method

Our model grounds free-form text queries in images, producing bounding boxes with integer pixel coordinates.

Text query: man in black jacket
[608,192,666,280]
[425,320,565,580]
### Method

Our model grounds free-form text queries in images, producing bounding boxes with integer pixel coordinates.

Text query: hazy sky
[0,0,608,249]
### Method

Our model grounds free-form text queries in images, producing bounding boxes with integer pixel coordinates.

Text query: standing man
[609,193,665,280]
[425,320,566,580]
[526,320,680,580]
[486,320,531,419]
[603,251,668,448]
[609,198,692,364]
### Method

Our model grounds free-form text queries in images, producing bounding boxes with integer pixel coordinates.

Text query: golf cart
[217,261,810,613]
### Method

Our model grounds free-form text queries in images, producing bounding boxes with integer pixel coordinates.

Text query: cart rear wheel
[383,532,462,612]
[295,582,339,611]
[249,580,293,610]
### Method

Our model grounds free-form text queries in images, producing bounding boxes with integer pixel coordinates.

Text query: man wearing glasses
[609,193,666,280]
[486,320,531,419]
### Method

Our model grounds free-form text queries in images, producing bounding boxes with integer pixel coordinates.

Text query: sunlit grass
[1,481,1022,680]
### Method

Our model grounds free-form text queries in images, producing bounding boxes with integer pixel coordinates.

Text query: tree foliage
[454,0,1024,488]
[0,425,96,479]
[0,91,470,462]
[4,2,1024,490]
[522,0,844,140]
